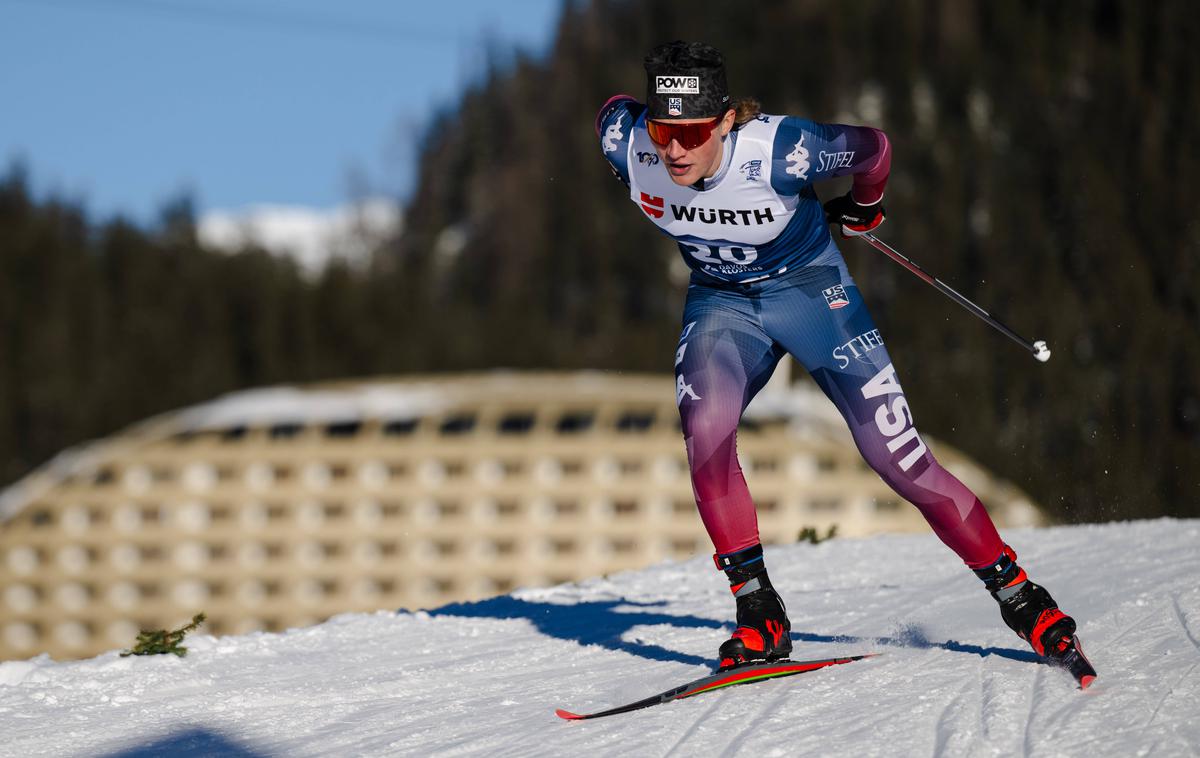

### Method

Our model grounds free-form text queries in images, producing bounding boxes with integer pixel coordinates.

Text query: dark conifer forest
[2,0,1197,522]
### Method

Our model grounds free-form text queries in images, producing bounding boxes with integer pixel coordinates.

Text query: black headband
[643,41,731,120]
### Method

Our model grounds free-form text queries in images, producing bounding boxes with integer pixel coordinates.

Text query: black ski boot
[975,546,1097,687]
[714,544,792,670]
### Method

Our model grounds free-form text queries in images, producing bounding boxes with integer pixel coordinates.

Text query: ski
[555,654,878,720]
[1050,636,1097,690]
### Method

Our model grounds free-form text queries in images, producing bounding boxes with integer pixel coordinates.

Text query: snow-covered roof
[0,371,842,523]
[174,383,453,431]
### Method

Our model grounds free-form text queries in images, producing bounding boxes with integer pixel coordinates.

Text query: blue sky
[0,0,562,222]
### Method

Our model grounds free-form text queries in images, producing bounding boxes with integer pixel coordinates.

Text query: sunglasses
[646,117,722,150]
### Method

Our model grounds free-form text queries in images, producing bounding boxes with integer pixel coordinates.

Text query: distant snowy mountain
[0,519,1197,757]
[198,200,401,275]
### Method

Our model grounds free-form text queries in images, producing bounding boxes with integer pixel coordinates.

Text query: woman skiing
[595,41,1094,683]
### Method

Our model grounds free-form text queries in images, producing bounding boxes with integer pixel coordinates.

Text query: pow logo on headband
[655,75,700,94]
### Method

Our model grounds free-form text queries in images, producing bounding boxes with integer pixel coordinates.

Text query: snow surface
[198,200,402,277]
[1,519,1197,757]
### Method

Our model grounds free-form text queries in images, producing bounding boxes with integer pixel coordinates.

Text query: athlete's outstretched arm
[595,94,638,137]
[841,125,890,204]
[595,95,644,187]
[770,118,891,203]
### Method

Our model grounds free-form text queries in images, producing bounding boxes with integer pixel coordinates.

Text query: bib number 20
[682,243,758,266]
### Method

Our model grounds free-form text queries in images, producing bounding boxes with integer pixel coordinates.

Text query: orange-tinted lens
[646,118,720,150]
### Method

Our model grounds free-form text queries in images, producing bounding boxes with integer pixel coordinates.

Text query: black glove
[823,191,885,237]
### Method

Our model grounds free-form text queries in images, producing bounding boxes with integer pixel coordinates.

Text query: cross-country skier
[596,40,1094,681]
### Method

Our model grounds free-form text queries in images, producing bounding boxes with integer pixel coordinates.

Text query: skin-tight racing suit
[597,95,1005,570]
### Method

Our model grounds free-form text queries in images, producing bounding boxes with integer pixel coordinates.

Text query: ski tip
[1078,674,1096,690]
[555,709,586,720]
[834,652,882,665]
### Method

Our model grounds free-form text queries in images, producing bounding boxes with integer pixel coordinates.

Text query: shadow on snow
[98,727,273,758]
[427,595,1041,668]
[431,596,723,667]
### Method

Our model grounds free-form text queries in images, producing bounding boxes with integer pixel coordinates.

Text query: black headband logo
[655,75,699,94]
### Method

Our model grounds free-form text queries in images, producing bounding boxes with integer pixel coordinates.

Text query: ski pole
[857,231,1051,363]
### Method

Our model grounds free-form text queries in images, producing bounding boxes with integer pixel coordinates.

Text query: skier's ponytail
[732,97,762,127]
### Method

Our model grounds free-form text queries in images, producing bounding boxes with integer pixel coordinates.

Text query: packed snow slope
[1,519,1197,757]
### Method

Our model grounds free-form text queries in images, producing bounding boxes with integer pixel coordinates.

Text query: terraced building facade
[0,372,1042,660]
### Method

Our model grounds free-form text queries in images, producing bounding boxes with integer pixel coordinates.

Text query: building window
[383,418,419,436]
[614,499,639,515]
[325,421,361,438]
[556,412,594,434]
[560,459,585,476]
[553,500,580,517]
[498,413,535,434]
[501,460,524,477]
[618,459,643,475]
[270,422,303,439]
[440,415,476,435]
[616,411,655,433]
[811,497,843,512]
[609,538,637,554]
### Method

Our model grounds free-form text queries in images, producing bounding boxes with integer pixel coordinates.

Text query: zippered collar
[690,130,738,192]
